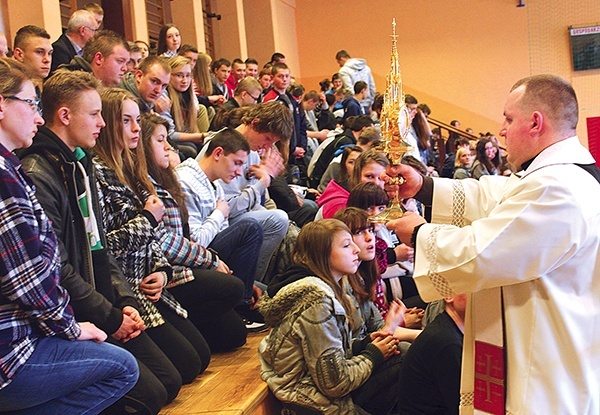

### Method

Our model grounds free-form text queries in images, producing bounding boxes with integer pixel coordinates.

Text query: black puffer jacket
[20,126,137,335]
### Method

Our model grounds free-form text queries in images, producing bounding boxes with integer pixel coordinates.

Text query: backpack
[263,221,301,285]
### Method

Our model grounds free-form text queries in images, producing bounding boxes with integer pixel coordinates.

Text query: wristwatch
[207,248,220,269]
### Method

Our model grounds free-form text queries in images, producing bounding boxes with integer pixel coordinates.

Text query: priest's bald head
[500,75,578,171]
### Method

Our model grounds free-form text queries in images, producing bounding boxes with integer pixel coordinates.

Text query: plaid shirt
[174,158,228,248]
[153,178,216,288]
[0,144,80,389]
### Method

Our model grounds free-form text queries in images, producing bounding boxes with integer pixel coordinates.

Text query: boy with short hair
[82,1,104,28]
[176,129,266,327]
[245,57,259,78]
[13,25,53,81]
[61,29,130,87]
[263,62,308,165]
[225,58,246,97]
[211,58,231,99]
[197,102,292,283]
[342,80,367,122]
[19,70,180,414]
[222,76,263,110]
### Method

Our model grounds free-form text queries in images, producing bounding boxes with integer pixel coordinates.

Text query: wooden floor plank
[159,333,270,415]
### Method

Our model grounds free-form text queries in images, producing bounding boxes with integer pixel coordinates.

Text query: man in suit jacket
[51,9,98,75]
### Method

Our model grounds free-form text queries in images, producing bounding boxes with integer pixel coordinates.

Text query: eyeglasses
[84,26,99,33]
[247,92,260,102]
[5,96,41,114]
[172,72,191,80]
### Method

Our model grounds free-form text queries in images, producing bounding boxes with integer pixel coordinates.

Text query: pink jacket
[317,180,350,219]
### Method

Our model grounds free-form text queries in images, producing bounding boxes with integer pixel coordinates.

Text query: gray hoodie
[338,58,376,108]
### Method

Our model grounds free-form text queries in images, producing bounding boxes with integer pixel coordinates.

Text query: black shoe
[235,305,266,324]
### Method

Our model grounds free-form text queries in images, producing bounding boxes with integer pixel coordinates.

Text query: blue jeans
[209,217,263,304]
[229,209,288,282]
[0,337,138,414]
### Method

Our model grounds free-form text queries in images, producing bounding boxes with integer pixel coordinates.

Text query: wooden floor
[159,333,281,415]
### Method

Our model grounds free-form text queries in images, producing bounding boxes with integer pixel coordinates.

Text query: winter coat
[259,271,384,415]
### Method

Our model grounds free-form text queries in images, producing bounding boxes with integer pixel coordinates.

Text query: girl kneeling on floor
[259,219,400,415]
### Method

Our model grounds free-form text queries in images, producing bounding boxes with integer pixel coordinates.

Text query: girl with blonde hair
[192,52,225,110]
[453,146,472,179]
[158,56,209,156]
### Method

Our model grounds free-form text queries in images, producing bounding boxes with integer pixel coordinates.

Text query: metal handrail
[425,117,505,169]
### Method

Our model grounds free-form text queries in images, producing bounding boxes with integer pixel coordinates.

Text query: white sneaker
[242,318,268,333]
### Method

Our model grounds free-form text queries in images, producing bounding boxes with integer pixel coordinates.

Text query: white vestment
[413,136,600,415]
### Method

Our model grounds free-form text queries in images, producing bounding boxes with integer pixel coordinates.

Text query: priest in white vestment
[387,75,600,415]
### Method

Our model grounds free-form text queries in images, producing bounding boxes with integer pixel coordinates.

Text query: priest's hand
[387,212,426,248]
[383,164,424,199]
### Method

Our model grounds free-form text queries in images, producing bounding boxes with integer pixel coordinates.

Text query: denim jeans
[229,209,288,282]
[209,217,263,304]
[0,337,138,415]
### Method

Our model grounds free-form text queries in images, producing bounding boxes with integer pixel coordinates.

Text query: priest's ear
[527,111,546,138]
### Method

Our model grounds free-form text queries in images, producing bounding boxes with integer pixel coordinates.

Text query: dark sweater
[397,311,463,415]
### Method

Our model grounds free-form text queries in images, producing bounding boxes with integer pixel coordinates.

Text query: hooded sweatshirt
[317,179,350,219]
[342,96,365,123]
[338,58,376,108]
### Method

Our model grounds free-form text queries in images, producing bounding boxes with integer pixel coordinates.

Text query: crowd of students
[0,4,498,414]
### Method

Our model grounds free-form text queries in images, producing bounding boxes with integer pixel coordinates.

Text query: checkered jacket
[0,145,80,389]
[93,157,187,329]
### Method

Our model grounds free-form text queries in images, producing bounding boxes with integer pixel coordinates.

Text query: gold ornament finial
[376,18,412,166]
[369,18,413,223]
